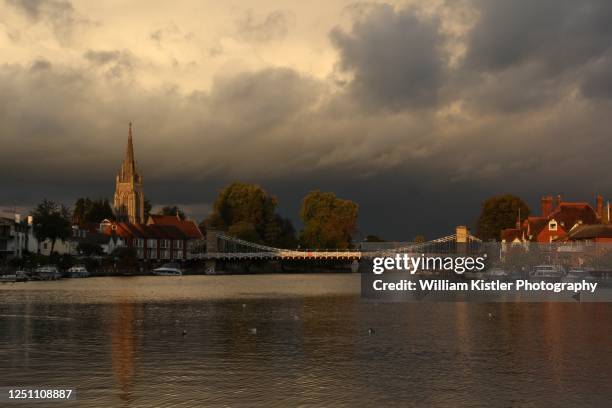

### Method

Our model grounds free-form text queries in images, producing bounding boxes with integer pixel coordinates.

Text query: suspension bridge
[191,226,482,262]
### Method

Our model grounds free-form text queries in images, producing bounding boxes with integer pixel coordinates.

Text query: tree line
[28,188,529,257]
[28,182,361,252]
[201,182,359,249]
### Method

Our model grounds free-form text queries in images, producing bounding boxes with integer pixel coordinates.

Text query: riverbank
[0,274,361,303]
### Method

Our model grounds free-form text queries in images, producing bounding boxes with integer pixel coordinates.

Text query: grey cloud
[149,23,194,46]
[581,53,612,99]
[330,4,444,111]
[5,0,88,41]
[30,58,52,71]
[5,1,612,238]
[236,10,294,42]
[465,0,612,75]
[83,49,135,79]
[207,68,320,131]
[83,50,121,65]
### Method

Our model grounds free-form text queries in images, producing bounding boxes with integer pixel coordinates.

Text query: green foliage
[272,215,298,249]
[76,241,104,257]
[205,182,297,247]
[144,198,152,220]
[109,247,138,270]
[159,205,186,220]
[299,191,358,249]
[73,197,114,224]
[227,221,261,243]
[476,194,530,241]
[32,199,71,254]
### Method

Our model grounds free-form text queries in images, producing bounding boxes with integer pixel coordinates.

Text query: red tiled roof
[147,214,203,239]
[526,216,548,237]
[549,202,598,230]
[501,228,522,242]
[565,224,612,240]
[110,222,190,240]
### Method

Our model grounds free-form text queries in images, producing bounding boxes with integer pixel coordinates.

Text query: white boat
[562,267,595,283]
[66,265,90,278]
[0,271,28,282]
[486,267,510,280]
[530,265,564,282]
[34,266,62,281]
[152,263,182,276]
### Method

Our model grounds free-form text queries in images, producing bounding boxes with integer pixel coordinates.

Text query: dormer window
[549,221,557,231]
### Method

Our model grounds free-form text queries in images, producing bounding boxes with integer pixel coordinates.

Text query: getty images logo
[372,254,487,275]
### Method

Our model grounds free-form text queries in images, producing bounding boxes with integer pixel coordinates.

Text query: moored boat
[33,266,62,281]
[66,265,90,278]
[0,270,28,282]
[152,263,182,276]
[530,265,564,282]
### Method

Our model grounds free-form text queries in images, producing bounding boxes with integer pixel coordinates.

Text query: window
[147,248,157,259]
[175,240,183,249]
[148,239,157,248]
[549,221,557,231]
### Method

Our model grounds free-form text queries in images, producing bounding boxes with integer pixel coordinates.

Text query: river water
[1,275,611,407]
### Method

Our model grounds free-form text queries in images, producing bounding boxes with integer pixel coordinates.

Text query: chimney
[596,194,603,219]
[541,196,553,217]
[554,194,562,210]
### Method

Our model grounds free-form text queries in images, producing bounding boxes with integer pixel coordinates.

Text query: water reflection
[0,276,611,407]
[111,302,136,403]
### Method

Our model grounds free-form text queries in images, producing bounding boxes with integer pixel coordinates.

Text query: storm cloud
[1,1,612,240]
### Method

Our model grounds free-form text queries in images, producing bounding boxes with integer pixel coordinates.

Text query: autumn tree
[476,194,530,241]
[299,191,358,249]
[204,182,296,247]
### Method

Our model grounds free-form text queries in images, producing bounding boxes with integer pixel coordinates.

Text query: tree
[144,198,152,220]
[32,199,71,254]
[204,182,280,244]
[227,221,261,243]
[476,194,530,241]
[76,241,104,257]
[273,215,298,249]
[72,197,114,224]
[159,205,186,220]
[299,191,358,249]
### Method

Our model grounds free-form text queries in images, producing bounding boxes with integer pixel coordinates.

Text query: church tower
[114,123,145,223]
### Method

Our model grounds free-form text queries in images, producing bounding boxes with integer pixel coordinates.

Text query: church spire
[114,122,145,223]
[121,122,136,180]
[126,122,135,168]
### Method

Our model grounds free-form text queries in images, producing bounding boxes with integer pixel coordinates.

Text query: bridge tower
[205,229,220,273]
[456,225,468,254]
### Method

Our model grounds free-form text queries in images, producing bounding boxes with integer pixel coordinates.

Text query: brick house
[104,215,202,261]
[501,194,605,243]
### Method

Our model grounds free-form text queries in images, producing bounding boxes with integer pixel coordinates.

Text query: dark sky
[2,0,612,240]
